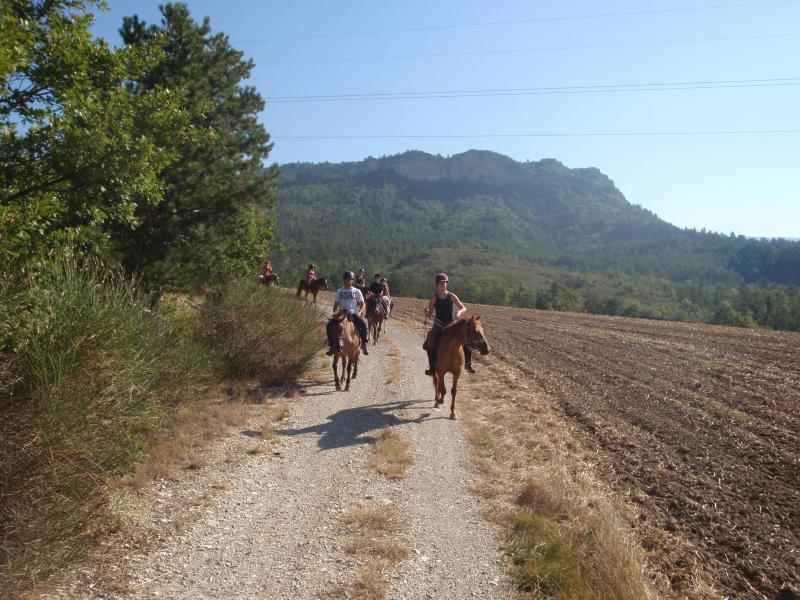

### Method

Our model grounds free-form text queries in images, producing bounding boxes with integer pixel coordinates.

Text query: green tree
[1,0,186,262]
[118,3,278,289]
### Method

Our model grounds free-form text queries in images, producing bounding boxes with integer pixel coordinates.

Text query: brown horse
[329,311,361,391]
[296,277,328,304]
[365,293,386,345]
[432,316,490,419]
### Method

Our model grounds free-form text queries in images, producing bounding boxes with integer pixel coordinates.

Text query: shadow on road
[281,399,438,450]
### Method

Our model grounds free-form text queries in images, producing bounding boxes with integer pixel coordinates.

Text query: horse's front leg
[449,371,460,420]
[333,355,341,391]
[345,357,352,391]
[433,373,444,407]
[352,355,358,379]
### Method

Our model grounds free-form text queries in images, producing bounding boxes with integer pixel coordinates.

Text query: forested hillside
[275,150,800,330]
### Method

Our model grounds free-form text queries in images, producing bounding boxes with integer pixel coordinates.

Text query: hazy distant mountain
[276,150,799,289]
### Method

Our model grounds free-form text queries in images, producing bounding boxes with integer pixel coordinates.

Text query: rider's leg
[424,325,442,376]
[354,315,369,354]
[325,319,337,355]
[464,345,475,373]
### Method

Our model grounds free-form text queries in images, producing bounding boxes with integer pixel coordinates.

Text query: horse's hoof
[450,412,456,420]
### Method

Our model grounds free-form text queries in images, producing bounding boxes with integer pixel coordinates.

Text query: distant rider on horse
[423,273,475,375]
[367,273,392,317]
[355,268,367,289]
[380,277,393,318]
[327,271,370,355]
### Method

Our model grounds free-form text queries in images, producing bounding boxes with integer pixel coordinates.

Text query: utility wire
[274,130,800,140]
[266,77,800,103]
[260,33,800,67]
[241,0,800,43]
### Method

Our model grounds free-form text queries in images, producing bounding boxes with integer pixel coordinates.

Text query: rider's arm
[450,293,467,320]
[425,295,436,317]
[357,300,364,316]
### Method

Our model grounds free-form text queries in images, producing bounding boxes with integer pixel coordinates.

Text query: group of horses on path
[284,271,492,418]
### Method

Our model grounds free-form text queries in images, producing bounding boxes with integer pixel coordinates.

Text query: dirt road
[87,320,509,599]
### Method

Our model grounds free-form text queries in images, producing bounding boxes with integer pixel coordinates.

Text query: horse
[296,277,328,304]
[432,316,490,419]
[329,311,361,391]
[365,293,386,345]
[260,273,280,287]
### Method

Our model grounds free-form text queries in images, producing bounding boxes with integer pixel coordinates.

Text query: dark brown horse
[296,277,328,304]
[365,293,386,345]
[329,311,361,391]
[432,316,490,419]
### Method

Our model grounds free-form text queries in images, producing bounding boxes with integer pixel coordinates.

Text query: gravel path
[118,319,510,599]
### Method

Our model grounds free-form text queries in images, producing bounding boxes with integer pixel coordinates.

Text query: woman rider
[423,273,475,376]
[306,263,316,284]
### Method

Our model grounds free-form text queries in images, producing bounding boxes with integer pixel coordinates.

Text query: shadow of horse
[280,399,437,451]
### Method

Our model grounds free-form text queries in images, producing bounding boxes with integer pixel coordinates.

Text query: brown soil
[393,299,800,599]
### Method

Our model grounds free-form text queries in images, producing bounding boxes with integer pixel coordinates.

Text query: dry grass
[342,506,408,535]
[326,563,387,600]
[127,398,251,488]
[334,506,411,600]
[368,429,414,480]
[343,537,409,562]
[460,364,655,600]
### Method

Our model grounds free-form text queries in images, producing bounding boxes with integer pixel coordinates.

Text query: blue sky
[92,1,800,238]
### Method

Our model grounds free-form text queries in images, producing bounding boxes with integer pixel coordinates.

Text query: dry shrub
[200,278,321,383]
[369,429,414,479]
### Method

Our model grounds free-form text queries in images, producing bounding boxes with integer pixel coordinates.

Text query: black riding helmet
[343,271,355,280]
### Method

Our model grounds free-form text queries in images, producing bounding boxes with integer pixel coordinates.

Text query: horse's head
[466,315,490,355]
[329,311,348,352]
[320,277,328,290]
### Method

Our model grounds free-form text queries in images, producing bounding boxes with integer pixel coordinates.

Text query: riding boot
[425,349,436,376]
[325,320,336,355]
[464,345,476,373]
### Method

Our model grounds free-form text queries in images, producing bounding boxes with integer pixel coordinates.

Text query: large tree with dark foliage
[119,3,278,288]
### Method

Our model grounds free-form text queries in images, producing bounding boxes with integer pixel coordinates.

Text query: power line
[274,130,800,140]
[241,0,800,43]
[260,33,800,67]
[265,77,800,103]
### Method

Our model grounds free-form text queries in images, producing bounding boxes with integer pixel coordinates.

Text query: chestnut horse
[432,316,490,419]
[365,293,386,345]
[329,311,361,391]
[296,277,328,304]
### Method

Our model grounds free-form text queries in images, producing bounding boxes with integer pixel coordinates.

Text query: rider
[262,260,273,279]
[355,268,367,289]
[367,273,390,316]
[423,273,475,376]
[306,263,316,284]
[380,277,393,318]
[327,271,369,356]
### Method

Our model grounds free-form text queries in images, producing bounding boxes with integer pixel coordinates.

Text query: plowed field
[392,298,799,599]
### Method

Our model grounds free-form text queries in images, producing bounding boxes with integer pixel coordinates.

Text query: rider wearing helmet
[367,273,391,317]
[327,271,369,355]
[423,273,475,375]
